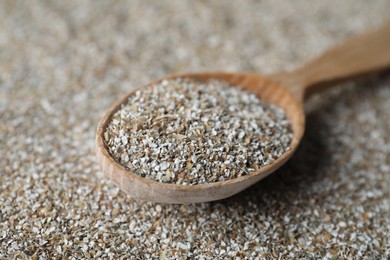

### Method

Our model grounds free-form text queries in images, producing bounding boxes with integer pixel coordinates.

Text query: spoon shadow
[215,110,330,206]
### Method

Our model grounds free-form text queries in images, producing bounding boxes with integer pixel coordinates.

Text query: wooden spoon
[96,23,390,204]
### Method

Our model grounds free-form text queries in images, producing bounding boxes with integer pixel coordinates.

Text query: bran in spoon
[104,78,293,185]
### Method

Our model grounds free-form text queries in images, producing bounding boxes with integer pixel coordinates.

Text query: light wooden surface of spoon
[96,23,390,204]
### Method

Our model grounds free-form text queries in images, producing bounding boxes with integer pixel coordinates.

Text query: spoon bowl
[96,23,390,203]
[96,72,305,203]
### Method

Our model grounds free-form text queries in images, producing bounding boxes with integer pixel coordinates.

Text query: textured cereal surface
[1,0,389,258]
[105,78,293,185]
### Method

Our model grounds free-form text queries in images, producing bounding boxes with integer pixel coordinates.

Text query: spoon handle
[274,22,390,100]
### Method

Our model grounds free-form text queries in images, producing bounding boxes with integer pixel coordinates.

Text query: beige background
[1,0,389,258]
